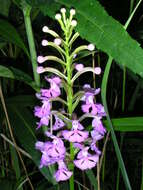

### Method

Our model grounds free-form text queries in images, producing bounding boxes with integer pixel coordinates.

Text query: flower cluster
[34,8,106,182]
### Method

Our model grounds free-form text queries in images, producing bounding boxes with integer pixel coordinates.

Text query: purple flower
[96,103,106,117]
[92,117,106,135]
[35,136,66,168]
[74,147,99,170]
[90,141,101,155]
[34,100,51,118]
[91,130,104,141]
[39,151,56,168]
[43,76,61,98]
[54,160,73,182]
[53,115,65,130]
[48,137,66,159]
[62,120,88,143]
[81,84,101,115]
[34,100,51,129]
[35,141,56,167]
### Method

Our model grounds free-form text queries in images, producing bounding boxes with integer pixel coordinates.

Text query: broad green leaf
[0,65,39,91]
[8,106,56,185]
[0,19,29,57]
[6,95,36,107]
[104,117,143,132]
[40,0,143,78]
[0,0,11,17]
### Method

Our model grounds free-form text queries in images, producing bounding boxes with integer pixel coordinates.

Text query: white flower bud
[94,67,101,75]
[87,44,95,51]
[55,13,61,20]
[71,20,77,27]
[41,39,48,46]
[54,38,62,46]
[37,66,44,73]
[70,9,76,15]
[60,8,66,13]
[42,26,49,33]
[37,56,45,63]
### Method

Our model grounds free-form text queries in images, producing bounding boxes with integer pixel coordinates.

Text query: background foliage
[0,0,143,189]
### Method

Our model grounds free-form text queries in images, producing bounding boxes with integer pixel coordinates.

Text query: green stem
[122,67,126,112]
[116,133,125,190]
[22,3,40,87]
[65,32,74,190]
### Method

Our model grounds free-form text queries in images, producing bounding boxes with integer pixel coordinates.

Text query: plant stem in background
[22,3,40,87]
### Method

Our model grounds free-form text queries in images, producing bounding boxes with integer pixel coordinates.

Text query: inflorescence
[34,8,106,182]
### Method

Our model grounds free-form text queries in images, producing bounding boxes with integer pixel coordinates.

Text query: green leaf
[0,65,39,91]
[8,106,56,185]
[104,117,143,132]
[101,57,132,190]
[85,170,98,190]
[41,0,143,78]
[0,19,29,57]
[0,179,15,190]
[0,0,11,17]
[6,95,36,107]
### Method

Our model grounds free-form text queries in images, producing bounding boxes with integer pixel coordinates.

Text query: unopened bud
[37,56,45,63]
[42,26,49,33]
[87,44,95,51]
[60,8,66,13]
[94,67,101,75]
[71,20,77,27]
[55,13,61,20]
[70,9,76,15]
[54,38,62,46]
[41,39,48,46]
[37,66,44,73]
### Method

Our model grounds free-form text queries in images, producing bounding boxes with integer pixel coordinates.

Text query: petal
[54,169,72,182]
[81,104,91,113]
[74,155,99,170]
[52,77,61,84]
[53,116,65,130]
[40,116,50,126]
[68,131,88,143]
[41,89,51,98]
[35,141,44,151]
[74,159,89,170]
